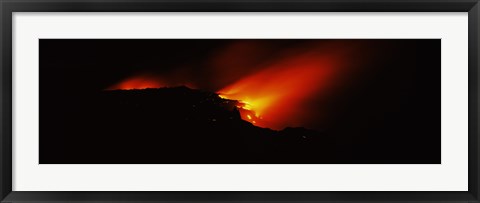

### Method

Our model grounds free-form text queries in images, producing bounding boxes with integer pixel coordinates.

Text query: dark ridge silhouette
[41,86,345,164]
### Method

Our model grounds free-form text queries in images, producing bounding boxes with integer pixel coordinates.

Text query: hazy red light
[107,76,164,90]
[218,54,339,130]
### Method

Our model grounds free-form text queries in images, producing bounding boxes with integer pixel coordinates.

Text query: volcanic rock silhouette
[43,86,343,164]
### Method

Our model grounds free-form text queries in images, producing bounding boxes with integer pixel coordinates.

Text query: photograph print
[40,39,440,164]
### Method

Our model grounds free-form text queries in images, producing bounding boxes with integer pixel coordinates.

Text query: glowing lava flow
[219,94,263,126]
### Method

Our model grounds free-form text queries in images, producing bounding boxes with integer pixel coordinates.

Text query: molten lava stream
[218,94,272,129]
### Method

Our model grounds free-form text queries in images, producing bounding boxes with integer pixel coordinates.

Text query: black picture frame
[1,0,479,202]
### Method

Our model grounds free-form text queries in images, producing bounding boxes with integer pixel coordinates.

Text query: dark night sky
[40,39,324,93]
[40,39,439,92]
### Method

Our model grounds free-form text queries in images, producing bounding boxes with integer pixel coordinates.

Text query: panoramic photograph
[39,39,440,164]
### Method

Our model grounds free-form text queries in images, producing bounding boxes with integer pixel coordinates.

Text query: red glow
[107,76,164,90]
[218,52,341,130]
[207,41,278,89]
